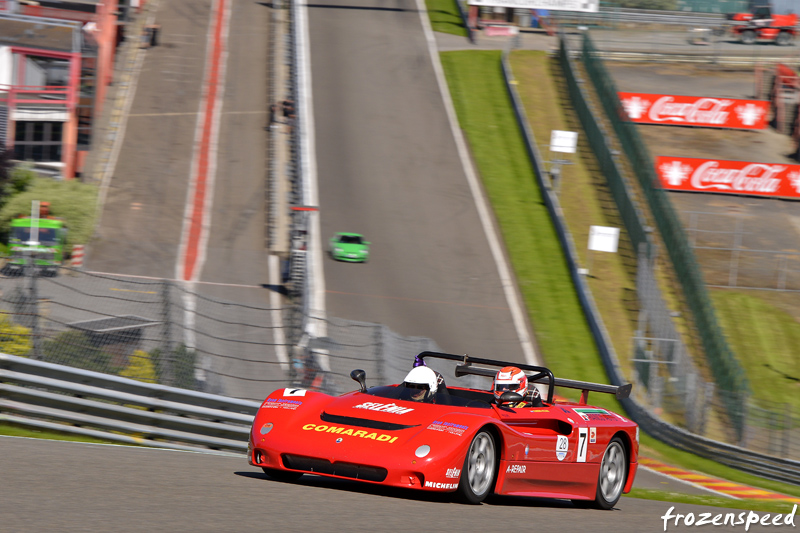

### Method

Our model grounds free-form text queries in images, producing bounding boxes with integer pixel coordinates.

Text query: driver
[399,366,438,402]
[493,366,543,407]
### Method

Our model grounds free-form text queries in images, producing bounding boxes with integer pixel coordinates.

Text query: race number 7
[577,428,588,463]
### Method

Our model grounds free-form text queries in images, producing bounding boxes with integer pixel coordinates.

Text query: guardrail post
[782,405,792,459]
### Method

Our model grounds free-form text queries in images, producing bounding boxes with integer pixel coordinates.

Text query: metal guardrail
[501,47,800,485]
[551,7,729,28]
[0,353,258,455]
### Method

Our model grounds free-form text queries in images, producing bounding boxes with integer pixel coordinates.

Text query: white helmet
[400,366,438,402]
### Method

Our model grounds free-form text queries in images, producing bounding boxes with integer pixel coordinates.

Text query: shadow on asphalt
[233,470,612,510]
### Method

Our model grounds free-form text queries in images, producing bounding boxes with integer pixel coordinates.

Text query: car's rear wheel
[592,437,628,510]
[776,31,792,46]
[741,29,757,44]
[262,467,303,482]
[457,429,496,504]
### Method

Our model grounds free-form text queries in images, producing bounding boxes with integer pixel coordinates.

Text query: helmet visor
[494,382,519,394]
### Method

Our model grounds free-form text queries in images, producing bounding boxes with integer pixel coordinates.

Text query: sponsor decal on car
[572,407,616,422]
[283,388,307,397]
[577,428,588,463]
[424,481,458,489]
[262,398,302,410]
[506,464,526,474]
[556,435,569,461]
[353,402,414,414]
[301,423,398,443]
[446,467,461,479]
[426,420,468,436]
[589,427,596,444]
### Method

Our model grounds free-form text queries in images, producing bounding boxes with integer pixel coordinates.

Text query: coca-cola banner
[656,156,800,198]
[619,92,768,129]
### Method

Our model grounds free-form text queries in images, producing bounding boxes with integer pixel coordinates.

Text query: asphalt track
[5,437,782,533]
[308,0,535,364]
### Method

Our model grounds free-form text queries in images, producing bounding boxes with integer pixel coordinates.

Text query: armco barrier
[501,49,800,485]
[0,353,259,454]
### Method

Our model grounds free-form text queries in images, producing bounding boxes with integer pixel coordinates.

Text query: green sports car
[329,232,370,262]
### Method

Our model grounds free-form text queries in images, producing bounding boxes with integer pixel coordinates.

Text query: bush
[150,344,198,389]
[41,330,119,373]
[0,313,32,356]
[120,350,158,383]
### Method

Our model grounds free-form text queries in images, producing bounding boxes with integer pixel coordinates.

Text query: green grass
[439,49,800,498]
[0,176,98,253]
[711,289,800,412]
[426,0,468,37]
[441,50,609,404]
[627,488,799,514]
[0,422,119,445]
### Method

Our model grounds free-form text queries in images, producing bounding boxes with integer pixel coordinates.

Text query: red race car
[248,351,638,508]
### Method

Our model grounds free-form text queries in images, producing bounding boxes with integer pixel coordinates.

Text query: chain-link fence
[0,264,444,401]
[685,210,800,291]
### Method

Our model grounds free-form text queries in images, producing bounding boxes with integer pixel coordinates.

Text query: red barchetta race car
[248,351,638,508]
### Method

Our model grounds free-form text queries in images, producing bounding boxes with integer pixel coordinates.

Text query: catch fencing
[686,209,800,291]
[573,32,752,434]
[503,41,800,475]
[0,265,441,402]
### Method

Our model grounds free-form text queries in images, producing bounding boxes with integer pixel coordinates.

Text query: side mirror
[350,369,367,393]
[497,391,524,405]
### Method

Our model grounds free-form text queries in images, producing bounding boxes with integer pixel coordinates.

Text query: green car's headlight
[335,247,343,253]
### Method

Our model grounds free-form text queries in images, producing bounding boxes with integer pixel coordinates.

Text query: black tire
[776,31,792,46]
[456,429,497,504]
[741,29,757,45]
[262,467,303,482]
[592,437,628,510]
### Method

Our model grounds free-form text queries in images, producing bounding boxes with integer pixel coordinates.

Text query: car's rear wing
[415,351,631,406]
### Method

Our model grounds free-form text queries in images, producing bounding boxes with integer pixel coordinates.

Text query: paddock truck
[727,3,798,45]
[2,201,67,277]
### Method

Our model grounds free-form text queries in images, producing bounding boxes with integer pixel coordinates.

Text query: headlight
[260,422,274,435]
[335,247,343,253]
[415,445,430,458]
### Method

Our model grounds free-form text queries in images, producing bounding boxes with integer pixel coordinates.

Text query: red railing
[0,84,73,110]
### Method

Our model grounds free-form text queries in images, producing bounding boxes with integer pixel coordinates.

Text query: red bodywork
[249,373,639,502]
[729,8,798,43]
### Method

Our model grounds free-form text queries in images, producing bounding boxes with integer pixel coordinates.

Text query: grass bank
[438,48,800,499]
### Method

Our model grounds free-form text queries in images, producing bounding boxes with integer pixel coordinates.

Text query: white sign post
[584,225,620,277]
[548,130,578,195]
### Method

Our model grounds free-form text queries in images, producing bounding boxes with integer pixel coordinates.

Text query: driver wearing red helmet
[493,366,543,408]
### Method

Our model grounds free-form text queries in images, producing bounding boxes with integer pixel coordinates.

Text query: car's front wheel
[741,29,757,44]
[592,436,628,509]
[262,467,303,482]
[457,429,496,504]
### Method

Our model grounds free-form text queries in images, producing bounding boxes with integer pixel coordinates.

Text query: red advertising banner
[619,92,769,129]
[656,156,800,198]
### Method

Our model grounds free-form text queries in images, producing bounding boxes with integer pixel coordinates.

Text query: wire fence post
[161,279,174,386]
[26,250,42,359]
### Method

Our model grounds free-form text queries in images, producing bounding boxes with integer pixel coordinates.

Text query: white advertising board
[588,226,619,253]
[550,130,578,154]
[467,0,599,12]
